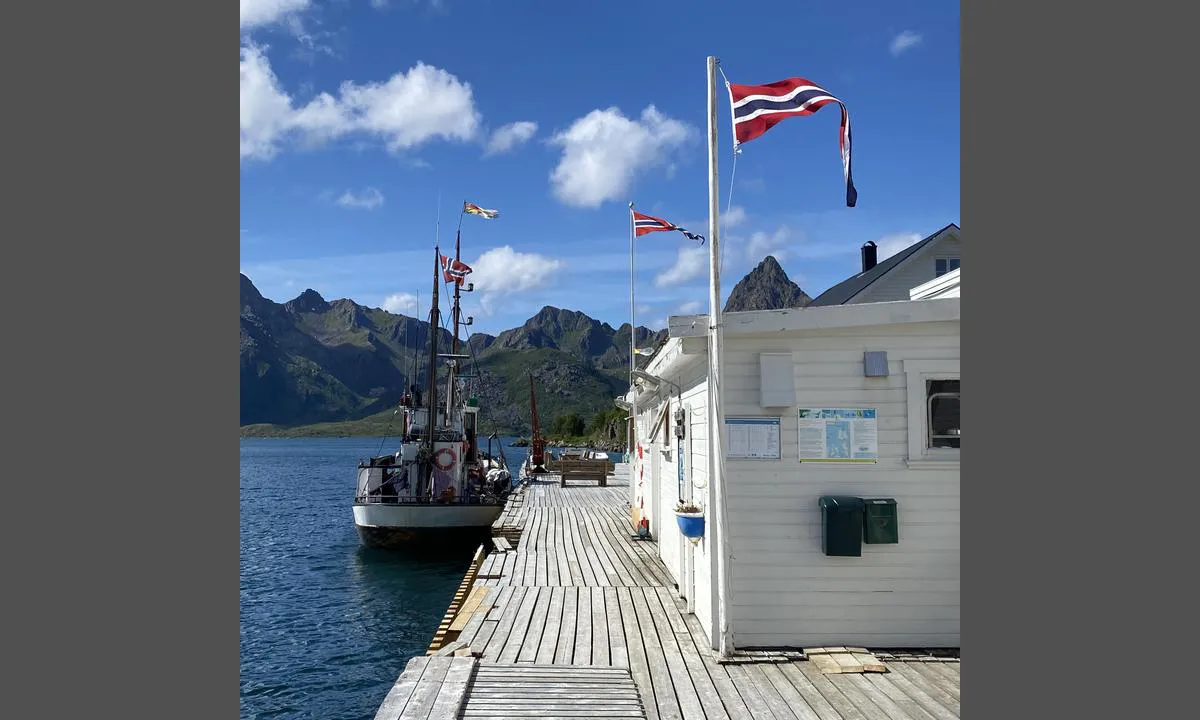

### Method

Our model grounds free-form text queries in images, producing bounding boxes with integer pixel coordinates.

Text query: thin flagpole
[706,55,734,659]
[628,202,638,472]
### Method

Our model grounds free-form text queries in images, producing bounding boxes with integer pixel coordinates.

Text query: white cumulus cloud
[655,246,707,287]
[382,292,418,313]
[747,226,792,263]
[723,205,748,229]
[240,43,481,161]
[241,0,310,29]
[890,31,923,57]
[875,232,923,260]
[470,246,564,315]
[678,300,703,314]
[485,121,538,156]
[549,105,694,208]
[336,187,384,209]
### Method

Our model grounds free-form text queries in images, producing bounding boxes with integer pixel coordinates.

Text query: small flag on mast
[463,202,499,219]
[440,254,473,285]
[632,209,706,244]
[727,76,857,207]
[634,347,656,356]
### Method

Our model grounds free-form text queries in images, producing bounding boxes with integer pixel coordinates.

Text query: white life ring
[433,447,457,471]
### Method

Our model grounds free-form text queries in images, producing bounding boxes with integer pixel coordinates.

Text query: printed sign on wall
[725,417,782,460]
[797,408,879,463]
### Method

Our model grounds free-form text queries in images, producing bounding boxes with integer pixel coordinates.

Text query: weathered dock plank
[884,663,959,716]
[553,586,578,664]
[372,656,473,720]
[378,463,959,720]
[462,664,647,719]
[426,657,475,720]
[372,656,428,720]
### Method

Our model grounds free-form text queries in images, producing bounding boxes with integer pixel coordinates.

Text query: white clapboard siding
[717,320,959,648]
[681,371,714,643]
[636,316,959,650]
[655,399,681,587]
[631,352,717,645]
[910,267,961,300]
[853,234,962,304]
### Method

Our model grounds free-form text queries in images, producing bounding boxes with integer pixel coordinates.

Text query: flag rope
[716,61,739,277]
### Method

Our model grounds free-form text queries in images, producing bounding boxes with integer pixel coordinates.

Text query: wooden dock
[376,463,961,720]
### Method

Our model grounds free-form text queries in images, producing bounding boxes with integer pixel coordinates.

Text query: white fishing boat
[353,218,512,548]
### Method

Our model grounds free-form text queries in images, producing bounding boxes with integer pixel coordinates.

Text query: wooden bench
[557,457,611,487]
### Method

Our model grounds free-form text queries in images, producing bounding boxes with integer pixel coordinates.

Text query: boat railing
[354,492,508,506]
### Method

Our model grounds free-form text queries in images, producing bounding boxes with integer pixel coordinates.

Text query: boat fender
[433,447,457,471]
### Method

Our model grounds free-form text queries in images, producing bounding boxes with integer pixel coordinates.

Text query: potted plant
[674,501,705,543]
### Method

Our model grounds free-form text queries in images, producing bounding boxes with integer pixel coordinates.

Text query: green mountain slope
[239,254,810,437]
[239,274,665,435]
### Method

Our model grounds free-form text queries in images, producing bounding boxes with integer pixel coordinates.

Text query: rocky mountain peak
[285,289,331,314]
[724,255,812,312]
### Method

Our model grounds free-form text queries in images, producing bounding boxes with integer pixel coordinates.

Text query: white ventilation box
[759,352,795,407]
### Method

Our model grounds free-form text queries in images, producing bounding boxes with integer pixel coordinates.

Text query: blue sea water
[239,436,613,720]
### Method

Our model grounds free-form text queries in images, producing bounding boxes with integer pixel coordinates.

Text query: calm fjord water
[240,437,516,720]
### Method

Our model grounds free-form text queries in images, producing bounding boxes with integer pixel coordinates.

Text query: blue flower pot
[675,511,705,540]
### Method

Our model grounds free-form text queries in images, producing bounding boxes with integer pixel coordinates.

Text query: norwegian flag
[440,254,473,285]
[727,76,857,207]
[632,210,705,244]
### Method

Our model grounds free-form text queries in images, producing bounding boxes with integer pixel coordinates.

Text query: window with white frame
[904,360,960,467]
[927,379,960,449]
[935,258,960,277]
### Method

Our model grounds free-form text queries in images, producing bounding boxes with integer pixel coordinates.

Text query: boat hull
[352,502,504,548]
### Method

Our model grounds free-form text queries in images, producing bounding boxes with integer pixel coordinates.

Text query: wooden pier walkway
[376,463,961,720]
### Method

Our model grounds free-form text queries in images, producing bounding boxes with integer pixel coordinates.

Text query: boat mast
[444,227,462,428]
[452,229,462,356]
[426,247,441,446]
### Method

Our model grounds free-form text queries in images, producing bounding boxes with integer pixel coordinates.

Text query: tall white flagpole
[706,55,734,659]
[628,202,638,494]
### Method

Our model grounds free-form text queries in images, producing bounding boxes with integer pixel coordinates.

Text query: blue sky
[240,0,959,337]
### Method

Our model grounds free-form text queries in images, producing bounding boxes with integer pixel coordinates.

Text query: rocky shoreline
[508,437,626,453]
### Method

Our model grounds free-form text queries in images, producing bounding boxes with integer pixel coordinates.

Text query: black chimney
[861,241,878,273]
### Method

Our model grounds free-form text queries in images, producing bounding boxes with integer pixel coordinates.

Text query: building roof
[808,223,960,307]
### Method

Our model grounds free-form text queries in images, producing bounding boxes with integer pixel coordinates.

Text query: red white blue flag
[440,255,472,285]
[727,76,857,207]
[632,210,705,244]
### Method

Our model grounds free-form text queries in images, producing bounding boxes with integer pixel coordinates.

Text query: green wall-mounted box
[818,495,865,557]
[863,498,898,544]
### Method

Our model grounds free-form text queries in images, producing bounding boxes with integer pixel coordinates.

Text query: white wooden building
[625,234,961,651]
[808,222,960,306]
[909,267,960,300]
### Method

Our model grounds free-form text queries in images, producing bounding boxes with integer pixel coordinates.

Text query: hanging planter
[674,501,705,543]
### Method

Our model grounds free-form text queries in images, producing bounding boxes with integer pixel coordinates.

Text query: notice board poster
[725,417,782,460]
[797,408,879,463]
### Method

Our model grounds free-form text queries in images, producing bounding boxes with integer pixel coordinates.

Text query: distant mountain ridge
[240,255,810,433]
[240,274,665,431]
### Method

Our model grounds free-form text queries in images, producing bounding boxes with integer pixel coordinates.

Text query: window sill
[905,458,960,470]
